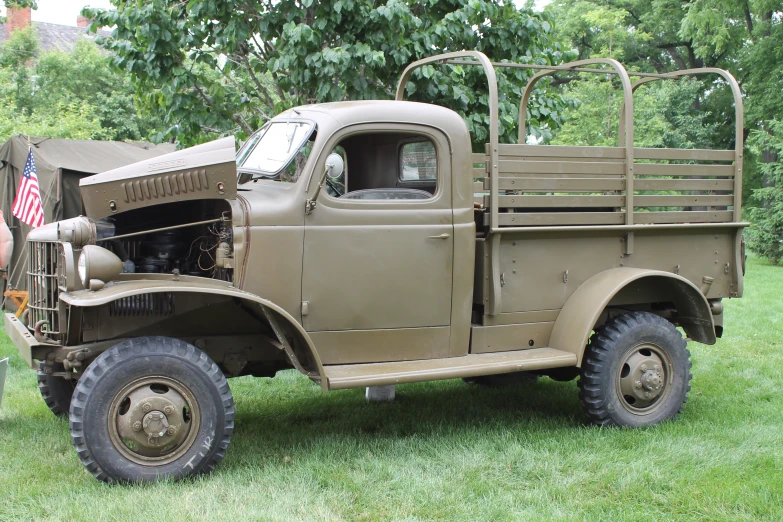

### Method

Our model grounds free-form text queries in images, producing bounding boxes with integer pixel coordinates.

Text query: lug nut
[142,404,151,413]
[634,381,642,389]
[132,421,142,431]
[167,427,176,435]
[164,406,174,415]
[640,364,647,372]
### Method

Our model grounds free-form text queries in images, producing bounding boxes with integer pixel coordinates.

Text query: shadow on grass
[222,376,585,468]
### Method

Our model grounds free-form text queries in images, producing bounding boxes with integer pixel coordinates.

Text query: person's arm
[0,210,13,270]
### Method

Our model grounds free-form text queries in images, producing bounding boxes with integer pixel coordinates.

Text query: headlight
[77,245,123,289]
[58,217,96,248]
[77,251,88,285]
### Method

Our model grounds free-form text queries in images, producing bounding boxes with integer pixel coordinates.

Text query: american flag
[12,148,44,228]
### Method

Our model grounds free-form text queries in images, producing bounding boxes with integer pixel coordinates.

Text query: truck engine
[101,199,235,282]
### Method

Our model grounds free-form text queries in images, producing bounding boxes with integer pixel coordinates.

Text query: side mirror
[325,152,344,179]
[306,152,346,215]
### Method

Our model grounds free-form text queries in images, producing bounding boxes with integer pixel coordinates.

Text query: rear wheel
[578,312,692,427]
[463,371,539,388]
[69,337,234,483]
[37,362,76,417]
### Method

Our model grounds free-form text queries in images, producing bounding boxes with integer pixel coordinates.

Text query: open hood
[80,136,237,218]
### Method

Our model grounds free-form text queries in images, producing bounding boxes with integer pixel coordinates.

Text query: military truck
[4,52,746,483]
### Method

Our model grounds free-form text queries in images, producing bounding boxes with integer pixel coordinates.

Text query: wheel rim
[615,343,673,415]
[108,376,200,466]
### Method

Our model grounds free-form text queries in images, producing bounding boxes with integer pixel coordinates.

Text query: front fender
[550,267,715,366]
[60,279,327,392]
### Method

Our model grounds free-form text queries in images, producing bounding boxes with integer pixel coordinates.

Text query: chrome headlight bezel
[57,242,77,292]
[77,249,88,286]
[76,245,123,289]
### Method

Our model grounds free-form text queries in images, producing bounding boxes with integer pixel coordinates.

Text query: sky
[1,0,550,27]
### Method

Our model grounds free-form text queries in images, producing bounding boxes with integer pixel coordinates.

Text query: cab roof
[276,100,470,142]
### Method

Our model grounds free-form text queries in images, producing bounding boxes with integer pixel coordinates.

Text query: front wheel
[69,337,234,483]
[578,312,692,427]
[37,362,76,417]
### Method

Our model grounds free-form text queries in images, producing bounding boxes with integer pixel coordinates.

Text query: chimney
[6,6,32,34]
[76,15,91,28]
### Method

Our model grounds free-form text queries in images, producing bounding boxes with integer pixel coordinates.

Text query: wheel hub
[617,343,671,413]
[109,377,199,465]
[142,411,170,440]
[640,369,663,392]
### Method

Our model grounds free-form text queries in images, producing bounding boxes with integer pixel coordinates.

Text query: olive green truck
[4,52,746,483]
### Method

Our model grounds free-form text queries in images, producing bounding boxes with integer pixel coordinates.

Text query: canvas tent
[0,136,175,298]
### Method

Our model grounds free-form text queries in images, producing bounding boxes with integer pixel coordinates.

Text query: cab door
[301,124,454,364]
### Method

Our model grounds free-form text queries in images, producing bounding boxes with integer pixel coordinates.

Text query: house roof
[0,21,111,53]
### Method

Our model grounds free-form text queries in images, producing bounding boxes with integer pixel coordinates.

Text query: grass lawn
[1,257,782,521]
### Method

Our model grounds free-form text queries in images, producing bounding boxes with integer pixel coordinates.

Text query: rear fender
[59,280,327,392]
[550,268,715,366]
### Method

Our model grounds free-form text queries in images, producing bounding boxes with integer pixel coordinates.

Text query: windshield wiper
[237,167,277,180]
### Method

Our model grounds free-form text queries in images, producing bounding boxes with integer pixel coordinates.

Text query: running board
[324,348,578,390]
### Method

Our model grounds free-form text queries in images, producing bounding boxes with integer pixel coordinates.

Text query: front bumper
[4,313,40,368]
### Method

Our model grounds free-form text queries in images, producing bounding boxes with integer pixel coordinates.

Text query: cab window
[325,132,437,200]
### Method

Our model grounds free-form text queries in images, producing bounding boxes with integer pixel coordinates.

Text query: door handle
[428,233,450,240]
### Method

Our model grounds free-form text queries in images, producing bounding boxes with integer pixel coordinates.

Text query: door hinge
[305,199,316,215]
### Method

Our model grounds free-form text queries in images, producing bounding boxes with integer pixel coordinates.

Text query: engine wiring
[186,222,232,279]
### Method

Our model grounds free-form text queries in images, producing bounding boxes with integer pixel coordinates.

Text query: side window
[329,132,438,201]
[400,141,437,181]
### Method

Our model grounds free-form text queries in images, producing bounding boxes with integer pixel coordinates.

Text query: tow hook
[33,320,49,343]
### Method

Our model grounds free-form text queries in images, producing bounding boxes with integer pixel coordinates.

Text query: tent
[0,135,175,298]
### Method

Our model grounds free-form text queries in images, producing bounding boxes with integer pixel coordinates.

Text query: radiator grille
[27,240,60,340]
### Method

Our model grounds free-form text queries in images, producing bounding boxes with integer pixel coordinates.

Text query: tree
[0,26,164,142]
[547,1,783,208]
[545,0,740,148]
[746,121,783,263]
[550,74,718,149]
[84,0,576,148]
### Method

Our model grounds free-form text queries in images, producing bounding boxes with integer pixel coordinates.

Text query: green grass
[1,258,783,521]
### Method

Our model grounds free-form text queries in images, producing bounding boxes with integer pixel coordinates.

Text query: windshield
[237,120,316,182]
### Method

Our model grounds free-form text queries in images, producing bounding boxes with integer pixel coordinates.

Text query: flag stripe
[12,147,45,228]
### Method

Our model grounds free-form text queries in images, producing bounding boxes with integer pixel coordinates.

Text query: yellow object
[4,289,28,317]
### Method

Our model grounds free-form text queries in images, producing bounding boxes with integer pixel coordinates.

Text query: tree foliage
[0,27,164,142]
[84,0,575,148]
[545,0,743,151]
[545,0,783,263]
[547,0,783,146]
[746,120,783,263]
[551,75,718,150]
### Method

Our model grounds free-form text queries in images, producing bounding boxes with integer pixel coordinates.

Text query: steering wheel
[325,177,343,197]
